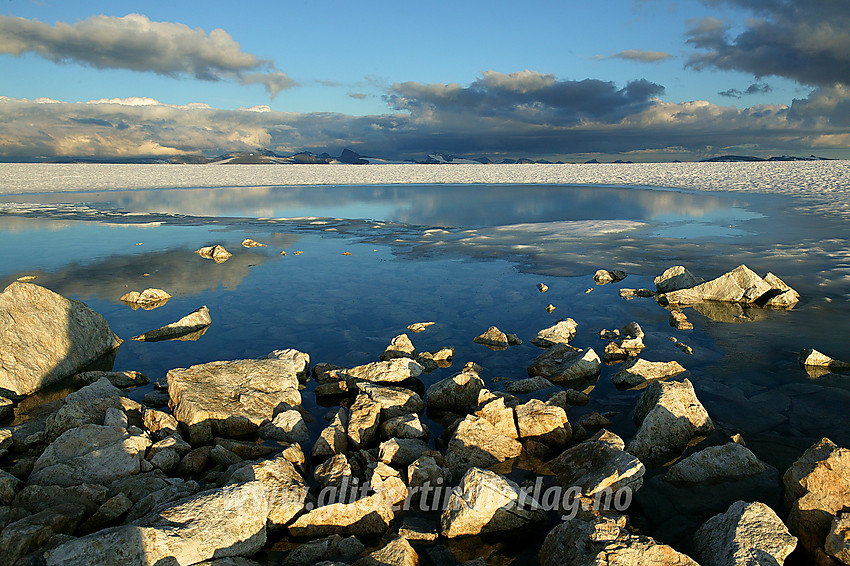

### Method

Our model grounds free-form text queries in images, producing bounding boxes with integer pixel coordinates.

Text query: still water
[1,182,849,560]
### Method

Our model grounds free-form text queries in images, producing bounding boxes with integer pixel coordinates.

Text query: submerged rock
[527,344,601,385]
[0,282,122,397]
[694,500,797,566]
[167,358,302,444]
[131,306,212,342]
[441,467,545,538]
[627,379,714,467]
[612,358,686,390]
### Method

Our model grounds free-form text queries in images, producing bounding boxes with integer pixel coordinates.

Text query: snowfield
[1,161,849,215]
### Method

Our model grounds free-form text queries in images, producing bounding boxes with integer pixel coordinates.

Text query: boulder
[223,455,309,528]
[415,347,455,373]
[593,269,628,284]
[426,369,485,413]
[380,334,417,361]
[530,319,578,348]
[314,454,353,491]
[379,438,430,467]
[826,512,850,565]
[408,455,451,494]
[29,424,150,487]
[196,244,232,263]
[548,431,645,497]
[664,443,773,486]
[0,282,122,397]
[346,358,423,383]
[669,310,694,330]
[379,413,430,441]
[504,376,555,394]
[45,377,142,441]
[440,467,545,537]
[73,370,149,388]
[131,306,211,342]
[282,535,365,566]
[0,504,86,566]
[119,288,171,309]
[539,515,699,566]
[514,399,572,446]
[347,393,381,450]
[603,321,646,362]
[473,326,514,349]
[264,348,311,381]
[407,322,435,333]
[612,358,686,389]
[258,409,309,443]
[548,389,590,407]
[78,492,133,535]
[14,483,108,515]
[762,273,801,307]
[241,238,266,248]
[619,288,655,299]
[627,379,714,467]
[475,397,519,439]
[167,358,302,444]
[694,500,797,566]
[655,266,704,293]
[353,536,418,566]
[0,469,22,505]
[358,382,426,420]
[784,437,850,554]
[44,481,268,566]
[799,349,850,369]
[660,265,799,307]
[445,415,523,478]
[527,344,601,385]
[142,408,179,441]
[312,408,348,460]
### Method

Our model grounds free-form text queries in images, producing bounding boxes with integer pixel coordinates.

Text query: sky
[0,0,849,162]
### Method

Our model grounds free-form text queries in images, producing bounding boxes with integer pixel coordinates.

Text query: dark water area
[1,182,849,563]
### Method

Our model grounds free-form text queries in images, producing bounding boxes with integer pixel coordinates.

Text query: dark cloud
[605,49,674,63]
[385,70,665,125]
[0,14,297,97]
[718,82,773,98]
[347,92,368,100]
[687,0,850,86]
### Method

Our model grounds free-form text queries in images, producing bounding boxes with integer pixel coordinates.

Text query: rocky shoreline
[1,262,849,566]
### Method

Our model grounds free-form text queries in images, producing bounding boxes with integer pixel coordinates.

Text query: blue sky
[1,0,848,161]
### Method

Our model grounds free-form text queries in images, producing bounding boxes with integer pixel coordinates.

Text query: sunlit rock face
[0,282,122,397]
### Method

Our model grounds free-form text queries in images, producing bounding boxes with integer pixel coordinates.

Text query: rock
[176,446,213,476]
[664,443,772,486]
[167,358,302,444]
[123,478,200,524]
[539,515,699,566]
[612,358,687,389]
[379,413,430,441]
[445,415,523,478]
[594,269,628,284]
[0,469,22,505]
[603,321,645,362]
[379,438,430,467]
[347,393,381,450]
[546,304,557,312]
[265,348,311,381]
[196,244,232,263]
[408,455,451,493]
[669,310,694,330]
[29,424,150,487]
[0,282,122,397]
[548,431,645,497]
[514,399,571,446]
[258,410,309,443]
[210,444,242,467]
[599,328,620,339]
[241,238,266,248]
[120,288,171,309]
[287,480,402,538]
[214,438,276,461]
[537,283,549,292]
[473,326,515,349]
[670,336,695,355]
[531,319,578,348]
[78,492,133,535]
[380,334,417,361]
[345,358,423,383]
[694,500,797,566]
[415,347,455,372]
[619,288,655,299]
[148,433,191,461]
[784,437,850,554]
[440,467,545,537]
[44,481,268,566]
[762,272,801,307]
[282,534,365,566]
[314,453,353,491]
[527,344,601,385]
[426,368,485,413]
[407,322,435,333]
[627,379,714,467]
[45,377,142,441]
[579,412,612,432]
[73,370,149,388]
[399,516,439,543]
[655,266,705,293]
[826,512,850,565]
[131,305,212,342]
[0,504,86,566]
[103,407,128,429]
[799,349,850,369]
[548,389,590,407]
[14,483,108,515]
[224,455,309,528]
[142,408,179,440]
[659,264,797,307]
[149,447,181,472]
[504,376,555,394]
[312,408,348,461]
[353,536,418,566]
[0,396,12,421]
[476,397,519,439]
[359,383,425,421]
[142,390,170,407]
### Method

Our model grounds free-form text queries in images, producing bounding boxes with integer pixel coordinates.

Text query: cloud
[601,50,674,63]
[0,14,297,97]
[686,0,850,86]
[1,67,848,161]
[385,70,666,125]
[348,92,369,100]
[718,82,772,98]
